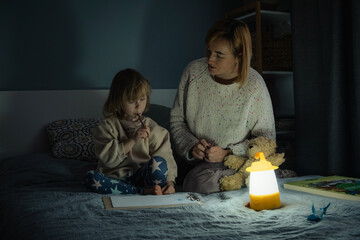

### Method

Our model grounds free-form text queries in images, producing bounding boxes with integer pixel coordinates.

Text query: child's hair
[205,18,252,88]
[103,68,151,119]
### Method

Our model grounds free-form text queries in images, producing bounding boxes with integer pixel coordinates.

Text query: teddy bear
[219,136,285,191]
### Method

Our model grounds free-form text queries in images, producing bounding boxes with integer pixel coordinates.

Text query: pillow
[47,118,100,162]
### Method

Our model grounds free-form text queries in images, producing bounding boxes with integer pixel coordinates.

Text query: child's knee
[85,170,103,181]
[144,156,168,186]
[152,156,168,174]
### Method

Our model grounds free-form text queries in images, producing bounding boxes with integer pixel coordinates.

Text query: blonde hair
[103,68,151,119]
[205,18,252,87]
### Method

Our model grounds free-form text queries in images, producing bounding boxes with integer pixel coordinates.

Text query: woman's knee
[182,163,229,194]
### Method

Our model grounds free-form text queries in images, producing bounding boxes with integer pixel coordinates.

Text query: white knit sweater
[170,58,276,159]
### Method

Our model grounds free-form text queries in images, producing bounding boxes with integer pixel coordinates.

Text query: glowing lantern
[246,152,281,211]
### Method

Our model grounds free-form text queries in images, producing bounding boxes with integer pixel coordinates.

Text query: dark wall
[0,0,239,90]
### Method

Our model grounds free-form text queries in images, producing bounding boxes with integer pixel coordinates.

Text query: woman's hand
[191,139,231,162]
[204,146,231,163]
[162,181,175,194]
[191,139,209,159]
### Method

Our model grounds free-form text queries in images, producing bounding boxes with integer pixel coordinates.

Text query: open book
[284,175,360,201]
[103,193,202,210]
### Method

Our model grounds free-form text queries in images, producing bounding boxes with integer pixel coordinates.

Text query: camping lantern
[246,152,281,211]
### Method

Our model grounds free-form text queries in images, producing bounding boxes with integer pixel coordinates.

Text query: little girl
[84,68,177,195]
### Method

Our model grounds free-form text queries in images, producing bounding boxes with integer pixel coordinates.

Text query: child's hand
[162,181,175,194]
[133,126,151,143]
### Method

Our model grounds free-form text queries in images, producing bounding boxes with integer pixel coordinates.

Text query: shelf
[226,1,294,118]
[236,10,290,22]
[228,2,292,74]
[263,71,293,76]
[235,10,291,33]
[276,130,295,136]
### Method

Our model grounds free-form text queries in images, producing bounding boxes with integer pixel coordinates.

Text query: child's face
[123,95,147,121]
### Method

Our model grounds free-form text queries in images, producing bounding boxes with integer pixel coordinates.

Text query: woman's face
[123,95,147,121]
[206,38,239,79]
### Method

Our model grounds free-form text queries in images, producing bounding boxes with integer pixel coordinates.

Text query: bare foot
[143,185,163,195]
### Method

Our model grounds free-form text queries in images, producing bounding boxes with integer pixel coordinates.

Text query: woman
[170,18,276,194]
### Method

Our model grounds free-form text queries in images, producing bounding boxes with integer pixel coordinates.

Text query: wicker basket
[251,32,293,71]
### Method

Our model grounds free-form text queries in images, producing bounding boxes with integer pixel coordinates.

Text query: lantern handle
[255,152,266,161]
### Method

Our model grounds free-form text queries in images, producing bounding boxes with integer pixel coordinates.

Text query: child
[84,68,177,195]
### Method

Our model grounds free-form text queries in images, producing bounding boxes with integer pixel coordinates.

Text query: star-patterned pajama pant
[84,156,168,194]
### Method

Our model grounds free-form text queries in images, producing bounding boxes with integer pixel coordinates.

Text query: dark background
[0,0,243,90]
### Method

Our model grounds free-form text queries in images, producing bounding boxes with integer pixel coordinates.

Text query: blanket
[0,153,359,239]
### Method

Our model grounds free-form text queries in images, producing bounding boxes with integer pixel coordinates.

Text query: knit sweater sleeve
[93,118,128,169]
[249,69,276,141]
[170,60,201,159]
[252,90,276,140]
[147,118,178,183]
[229,70,276,155]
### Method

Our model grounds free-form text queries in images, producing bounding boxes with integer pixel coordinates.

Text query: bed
[1,103,360,240]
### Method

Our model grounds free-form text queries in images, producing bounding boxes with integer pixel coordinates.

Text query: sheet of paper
[110,193,201,208]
